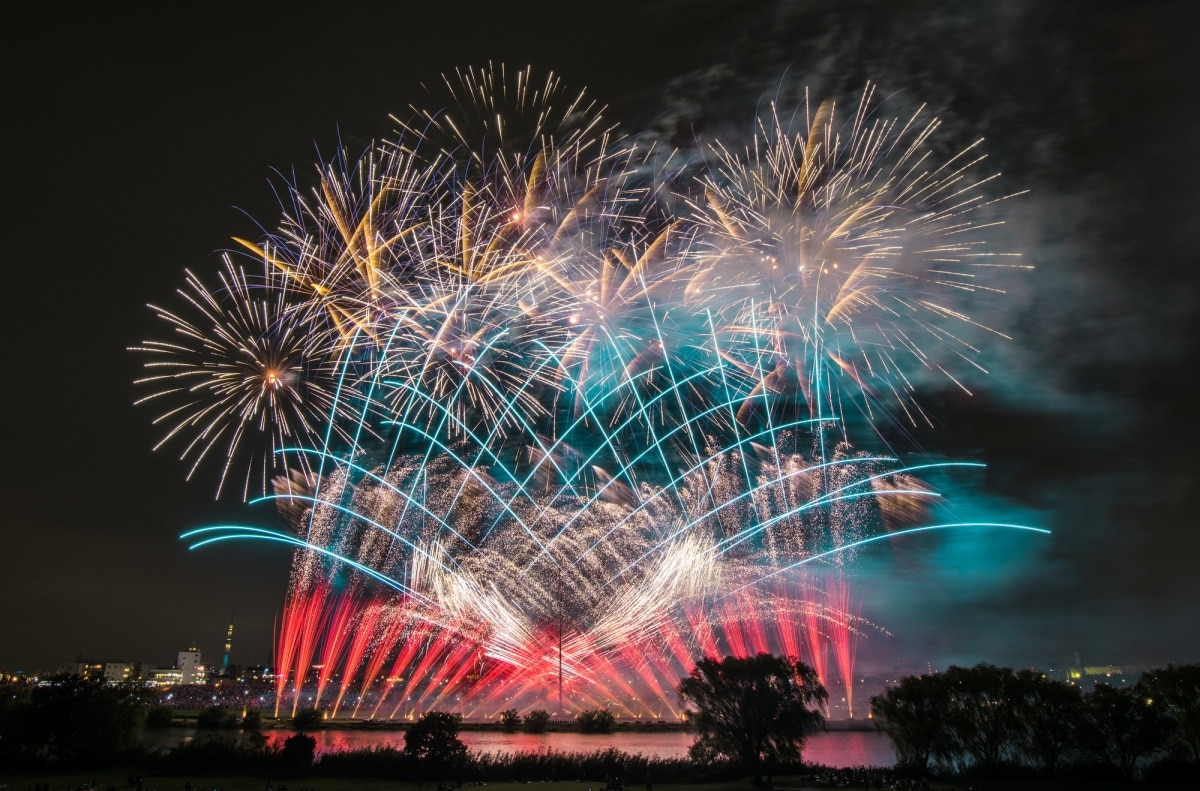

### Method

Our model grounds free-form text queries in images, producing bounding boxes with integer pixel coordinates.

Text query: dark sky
[4,0,1198,675]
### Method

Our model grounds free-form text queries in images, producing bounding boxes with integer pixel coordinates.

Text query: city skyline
[3,1,1198,677]
[19,632,1159,682]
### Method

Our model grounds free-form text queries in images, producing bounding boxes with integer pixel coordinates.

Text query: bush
[577,708,616,733]
[245,729,270,752]
[500,708,521,732]
[197,705,239,729]
[313,745,412,776]
[308,747,711,784]
[145,705,175,728]
[242,707,263,730]
[465,748,713,784]
[14,675,146,764]
[281,731,317,774]
[523,708,551,733]
[1141,755,1200,784]
[404,710,468,770]
[292,707,323,731]
[160,733,271,773]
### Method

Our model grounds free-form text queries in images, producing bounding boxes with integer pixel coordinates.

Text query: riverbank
[164,714,878,733]
[140,725,896,766]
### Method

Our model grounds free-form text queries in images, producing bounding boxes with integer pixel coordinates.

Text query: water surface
[146,727,895,767]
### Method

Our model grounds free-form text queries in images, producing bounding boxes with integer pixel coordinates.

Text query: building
[55,661,93,678]
[1067,664,1142,687]
[145,666,183,687]
[177,647,206,685]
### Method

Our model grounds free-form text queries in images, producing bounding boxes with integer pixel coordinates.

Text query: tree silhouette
[1079,683,1174,779]
[1012,669,1084,774]
[870,672,955,773]
[577,708,616,733]
[522,708,551,733]
[499,708,521,732]
[14,675,145,763]
[1140,663,1200,761]
[941,664,1022,772]
[405,710,468,770]
[291,707,322,731]
[677,653,826,781]
[280,731,316,773]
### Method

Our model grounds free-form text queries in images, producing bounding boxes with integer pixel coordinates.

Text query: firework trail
[141,67,1043,717]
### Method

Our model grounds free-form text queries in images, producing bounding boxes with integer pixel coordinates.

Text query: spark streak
[140,68,1038,718]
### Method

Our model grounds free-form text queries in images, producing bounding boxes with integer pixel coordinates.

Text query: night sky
[4,0,1198,676]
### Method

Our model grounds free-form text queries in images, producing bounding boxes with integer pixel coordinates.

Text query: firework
[143,70,1043,718]
[689,84,1030,434]
[131,258,350,499]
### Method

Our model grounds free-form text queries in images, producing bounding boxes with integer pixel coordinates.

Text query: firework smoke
[141,67,1041,717]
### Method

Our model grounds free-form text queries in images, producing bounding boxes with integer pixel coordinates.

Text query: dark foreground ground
[1,772,1193,791]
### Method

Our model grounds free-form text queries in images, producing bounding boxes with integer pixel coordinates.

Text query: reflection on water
[145,728,895,767]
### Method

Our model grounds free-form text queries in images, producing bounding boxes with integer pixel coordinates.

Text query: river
[144,727,896,767]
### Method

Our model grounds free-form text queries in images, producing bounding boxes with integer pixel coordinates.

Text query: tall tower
[222,620,234,669]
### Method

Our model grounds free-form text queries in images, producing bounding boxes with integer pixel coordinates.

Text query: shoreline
[162,717,879,733]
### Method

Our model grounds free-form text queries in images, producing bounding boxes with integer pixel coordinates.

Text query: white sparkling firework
[146,69,1044,717]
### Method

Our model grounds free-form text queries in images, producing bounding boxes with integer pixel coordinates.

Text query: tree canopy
[871,662,1200,779]
[869,671,955,772]
[1141,663,1200,762]
[0,675,145,764]
[522,708,551,733]
[1079,682,1174,779]
[677,653,826,778]
[404,710,468,769]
